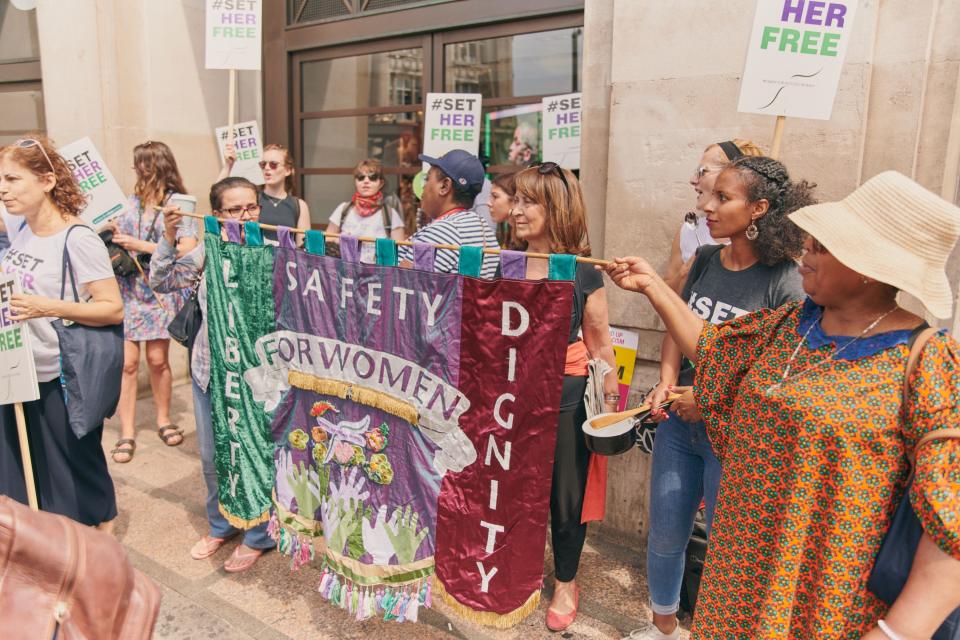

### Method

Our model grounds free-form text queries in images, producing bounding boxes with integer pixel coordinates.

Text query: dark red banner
[434,277,573,624]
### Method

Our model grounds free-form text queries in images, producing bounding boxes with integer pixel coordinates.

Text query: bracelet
[877,620,904,640]
[604,393,621,402]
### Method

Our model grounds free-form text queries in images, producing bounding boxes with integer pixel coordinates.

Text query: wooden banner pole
[13,402,39,510]
[227,69,237,147]
[770,115,787,160]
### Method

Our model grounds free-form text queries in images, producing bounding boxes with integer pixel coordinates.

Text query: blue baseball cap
[419,149,485,190]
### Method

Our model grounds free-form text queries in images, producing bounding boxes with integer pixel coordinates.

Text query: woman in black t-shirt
[622,156,812,640]
[511,164,619,632]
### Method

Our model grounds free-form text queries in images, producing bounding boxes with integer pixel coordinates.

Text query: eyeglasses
[536,162,571,201]
[220,204,262,219]
[693,165,723,180]
[14,139,56,174]
[355,173,381,182]
[258,160,281,170]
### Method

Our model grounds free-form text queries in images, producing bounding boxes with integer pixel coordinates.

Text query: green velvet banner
[204,233,277,528]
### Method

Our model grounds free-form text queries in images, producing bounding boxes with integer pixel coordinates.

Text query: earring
[745,222,759,241]
[862,277,871,285]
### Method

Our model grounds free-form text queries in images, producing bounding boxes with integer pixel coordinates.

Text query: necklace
[263,192,285,208]
[765,305,899,396]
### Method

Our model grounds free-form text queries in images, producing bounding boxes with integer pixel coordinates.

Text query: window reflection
[302,48,423,113]
[444,27,583,99]
[0,6,41,63]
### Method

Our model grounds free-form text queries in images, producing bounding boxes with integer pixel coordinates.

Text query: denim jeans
[646,411,721,615]
[192,380,273,549]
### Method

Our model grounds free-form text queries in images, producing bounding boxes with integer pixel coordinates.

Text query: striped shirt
[398,209,497,278]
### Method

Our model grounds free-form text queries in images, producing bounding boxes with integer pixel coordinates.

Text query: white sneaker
[622,622,681,640]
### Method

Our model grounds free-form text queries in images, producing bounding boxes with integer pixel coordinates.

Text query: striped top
[398,209,497,278]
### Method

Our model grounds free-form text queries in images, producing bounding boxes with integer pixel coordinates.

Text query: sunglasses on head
[355,172,381,182]
[14,139,56,174]
[536,161,571,198]
[220,204,262,219]
[258,160,282,170]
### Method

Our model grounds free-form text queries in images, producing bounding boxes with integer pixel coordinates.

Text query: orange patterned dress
[692,298,960,639]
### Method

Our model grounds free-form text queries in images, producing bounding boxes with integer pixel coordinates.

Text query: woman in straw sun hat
[606,170,960,639]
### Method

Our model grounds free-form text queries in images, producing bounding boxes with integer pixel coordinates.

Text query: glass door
[292,14,583,229]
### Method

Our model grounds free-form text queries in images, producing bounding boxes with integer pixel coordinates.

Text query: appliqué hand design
[288,461,321,518]
[361,505,395,565]
[324,497,364,556]
[329,466,369,506]
[274,450,296,511]
[385,505,429,565]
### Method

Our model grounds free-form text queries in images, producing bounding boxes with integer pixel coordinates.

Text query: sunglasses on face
[14,139,56,174]
[355,173,381,182]
[220,204,261,219]
[258,160,282,170]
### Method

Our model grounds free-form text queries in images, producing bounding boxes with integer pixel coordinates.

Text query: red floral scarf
[350,192,383,218]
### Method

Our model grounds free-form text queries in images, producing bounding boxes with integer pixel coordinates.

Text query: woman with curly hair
[0,136,123,528]
[625,156,813,640]
[109,141,198,462]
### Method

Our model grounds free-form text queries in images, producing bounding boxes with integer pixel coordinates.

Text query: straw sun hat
[789,170,960,319]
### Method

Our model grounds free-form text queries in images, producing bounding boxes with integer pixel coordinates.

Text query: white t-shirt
[1,206,27,246]
[329,202,404,263]
[0,223,114,382]
[679,216,721,262]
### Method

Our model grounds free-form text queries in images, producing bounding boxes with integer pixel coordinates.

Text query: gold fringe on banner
[218,504,271,530]
[288,371,420,426]
[431,576,541,629]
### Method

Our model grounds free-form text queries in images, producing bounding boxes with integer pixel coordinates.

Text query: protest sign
[215,120,264,185]
[0,273,39,405]
[738,0,859,120]
[58,137,127,228]
[541,92,582,169]
[609,326,639,412]
[205,0,262,70]
[422,93,482,170]
[201,221,574,626]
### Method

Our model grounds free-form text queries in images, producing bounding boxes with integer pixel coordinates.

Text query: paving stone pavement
[103,382,692,640]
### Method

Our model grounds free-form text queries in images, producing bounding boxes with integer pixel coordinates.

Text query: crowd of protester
[0,130,958,640]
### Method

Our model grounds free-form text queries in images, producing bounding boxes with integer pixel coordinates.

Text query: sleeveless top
[258,192,299,242]
[679,216,719,262]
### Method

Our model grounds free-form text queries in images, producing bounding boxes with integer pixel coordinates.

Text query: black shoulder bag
[867,325,960,640]
[52,226,125,438]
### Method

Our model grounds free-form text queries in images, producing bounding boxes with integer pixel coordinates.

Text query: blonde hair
[514,166,590,256]
[704,138,765,158]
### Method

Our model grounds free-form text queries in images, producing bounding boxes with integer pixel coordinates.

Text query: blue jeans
[646,412,721,615]
[192,380,273,549]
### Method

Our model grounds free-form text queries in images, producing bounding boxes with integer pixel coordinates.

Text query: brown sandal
[157,424,184,446]
[111,438,136,463]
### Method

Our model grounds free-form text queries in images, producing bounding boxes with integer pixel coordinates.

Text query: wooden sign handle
[770,115,786,160]
[13,402,38,510]
[227,69,237,147]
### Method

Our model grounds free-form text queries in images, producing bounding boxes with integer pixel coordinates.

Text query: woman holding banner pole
[221,142,311,244]
[109,141,198,463]
[151,177,273,573]
[511,163,619,631]
[0,136,122,529]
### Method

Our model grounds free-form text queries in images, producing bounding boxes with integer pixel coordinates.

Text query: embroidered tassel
[407,592,420,623]
[330,576,341,605]
[340,582,351,610]
[267,512,280,542]
[318,569,331,597]
[390,591,404,619]
[351,584,360,616]
[397,593,410,623]
[424,580,432,608]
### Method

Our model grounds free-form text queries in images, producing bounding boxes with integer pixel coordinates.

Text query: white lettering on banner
[229,471,240,498]
[303,269,325,302]
[223,259,238,289]
[493,393,515,430]
[230,441,241,466]
[480,521,505,553]
[225,370,242,400]
[225,336,240,363]
[394,287,413,320]
[340,278,354,308]
[227,406,241,435]
[245,331,476,475]
[501,301,529,337]
[367,282,382,316]
[476,561,498,593]
[473,299,531,594]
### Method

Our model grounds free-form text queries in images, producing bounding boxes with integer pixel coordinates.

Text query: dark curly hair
[723,156,815,265]
[0,134,88,217]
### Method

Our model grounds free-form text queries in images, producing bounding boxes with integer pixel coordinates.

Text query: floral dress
[691,297,960,639]
[115,196,195,341]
